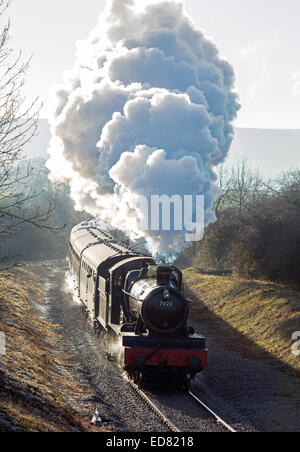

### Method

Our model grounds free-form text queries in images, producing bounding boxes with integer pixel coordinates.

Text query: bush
[181,164,300,285]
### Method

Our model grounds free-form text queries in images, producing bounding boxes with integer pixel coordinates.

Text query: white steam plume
[47,0,240,260]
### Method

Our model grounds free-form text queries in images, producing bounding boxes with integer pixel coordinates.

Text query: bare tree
[0,1,59,252]
[189,160,300,283]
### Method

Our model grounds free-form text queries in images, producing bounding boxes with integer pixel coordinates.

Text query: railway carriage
[69,218,208,390]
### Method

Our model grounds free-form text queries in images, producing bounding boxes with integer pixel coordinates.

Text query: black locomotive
[69,218,207,390]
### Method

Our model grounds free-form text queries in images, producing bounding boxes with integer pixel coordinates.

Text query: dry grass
[0,267,108,432]
[184,268,300,377]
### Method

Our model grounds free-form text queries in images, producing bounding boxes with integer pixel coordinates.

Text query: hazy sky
[8,0,300,129]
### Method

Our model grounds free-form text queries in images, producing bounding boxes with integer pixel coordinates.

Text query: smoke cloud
[47,0,240,260]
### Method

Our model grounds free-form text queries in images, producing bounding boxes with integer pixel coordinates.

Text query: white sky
[8,0,300,129]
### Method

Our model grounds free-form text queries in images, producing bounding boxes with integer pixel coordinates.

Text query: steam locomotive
[68,218,207,390]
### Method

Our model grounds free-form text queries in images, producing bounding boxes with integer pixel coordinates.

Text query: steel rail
[127,378,181,433]
[127,377,237,433]
[189,391,237,433]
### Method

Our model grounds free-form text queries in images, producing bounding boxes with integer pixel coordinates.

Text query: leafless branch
[0,2,62,254]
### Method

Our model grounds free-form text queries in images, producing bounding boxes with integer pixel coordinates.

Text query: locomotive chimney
[156,266,172,285]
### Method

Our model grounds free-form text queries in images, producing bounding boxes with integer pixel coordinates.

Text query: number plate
[160,301,174,308]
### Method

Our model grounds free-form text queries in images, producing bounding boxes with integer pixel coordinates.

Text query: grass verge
[0,267,105,432]
[183,268,300,377]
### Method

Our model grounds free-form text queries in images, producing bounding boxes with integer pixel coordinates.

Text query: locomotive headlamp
[163,290,170,299]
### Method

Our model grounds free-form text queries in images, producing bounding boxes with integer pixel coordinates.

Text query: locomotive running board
[96,316,108,332]
[108,323,122,336]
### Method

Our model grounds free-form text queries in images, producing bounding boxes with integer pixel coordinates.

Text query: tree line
[0,1,87,265]
[181,162,300,285]
[0,157,86,262]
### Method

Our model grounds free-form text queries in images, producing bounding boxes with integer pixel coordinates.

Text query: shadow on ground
[186,285,300,432]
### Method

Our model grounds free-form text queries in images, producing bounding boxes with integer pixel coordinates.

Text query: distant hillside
[229,128,300,177]
[23,120,300,177]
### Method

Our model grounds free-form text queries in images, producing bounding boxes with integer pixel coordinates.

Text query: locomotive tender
[68,218,207,390]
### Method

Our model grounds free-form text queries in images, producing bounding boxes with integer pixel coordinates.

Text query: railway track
[188,391,236,433]
[127,376,237,433]
[127,378,180,432]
